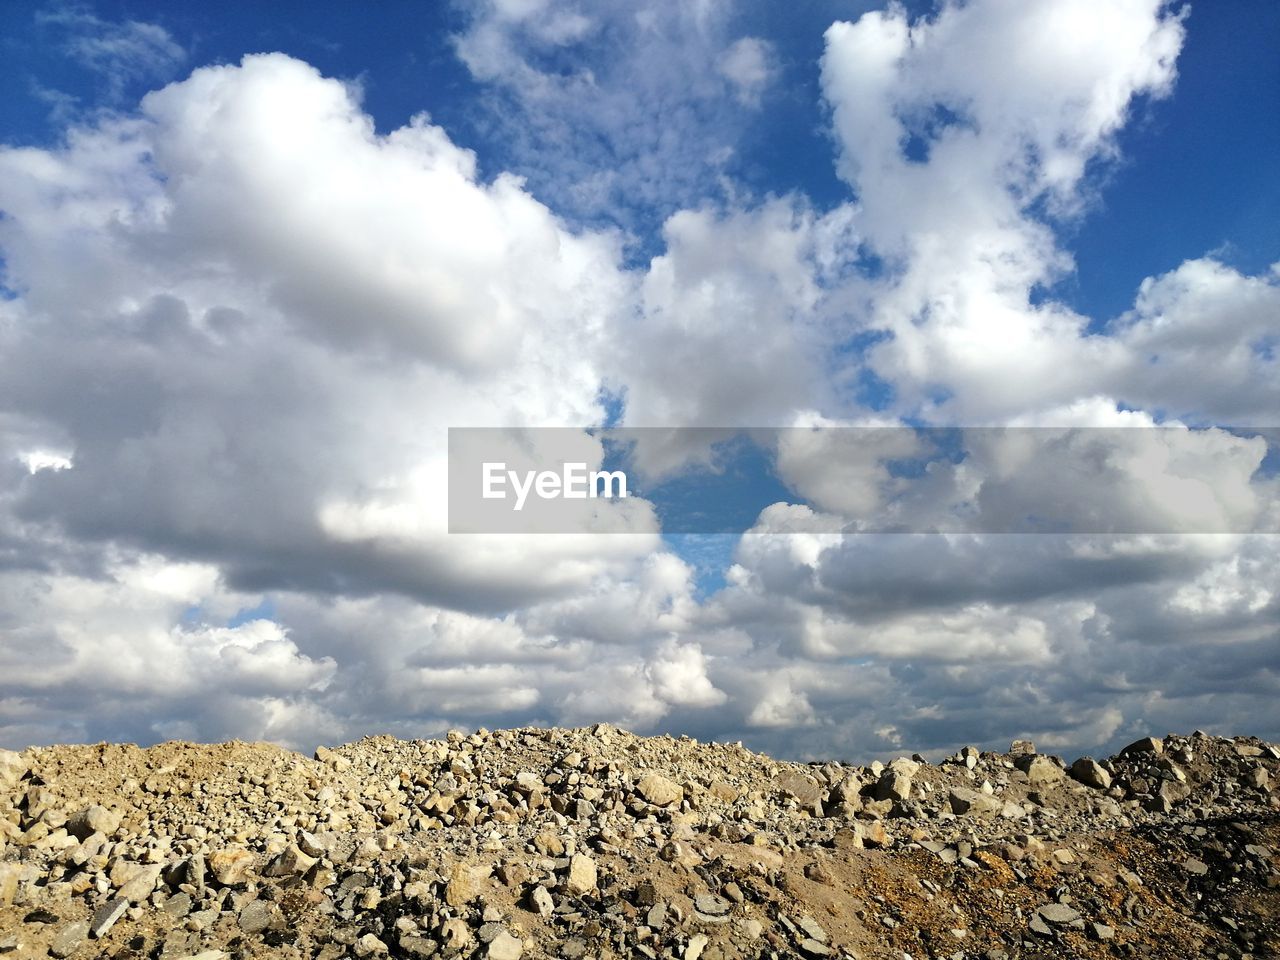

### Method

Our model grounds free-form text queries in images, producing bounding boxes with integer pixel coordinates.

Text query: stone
[238,899,281,935]
[1090,922,1115,941]
[314,745,352,771]
[778,771,824,811]
[564,853,597,895]
[796,916,828,943]
[0,750,27,790]
[439,918,472,952]
[1010,740,1036,756]
[948,787,1002,817]
[528,885,554,918]
[1028,914,1053,938]
[88,898,128,938]
[1018,755,1065,788]
[1121,736,1164,756]
[1037,902,1082,927]
[208,847,255,886]
[635,773,683,807]
[0,864,19,907]
[684,934,708,960]
[694,893,730,917]
[117,864,162,903]
[1182,857,1209,876]
[1157,780,1191,807]
[354,933,389,957]
[50,922,88,958]
[487,931,523,960]
[445,862,482,907]
[66,805,121,841]
[1069,757,1112,790]
[264,843,318,877]
[874,771,912,803]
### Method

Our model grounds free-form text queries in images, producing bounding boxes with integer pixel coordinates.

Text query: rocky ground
[0,728,1277,960]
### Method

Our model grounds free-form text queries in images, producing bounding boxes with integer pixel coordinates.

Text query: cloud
[451,0,776,228]
[820,0,1190,422]
[718,37,774,107]
[36,3,186,102]
[0,3,1276,767]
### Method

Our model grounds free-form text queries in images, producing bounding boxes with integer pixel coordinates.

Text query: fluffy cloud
[0,1,1277,765]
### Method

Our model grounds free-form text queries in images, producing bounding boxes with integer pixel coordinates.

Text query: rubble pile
[0,727,1276,958]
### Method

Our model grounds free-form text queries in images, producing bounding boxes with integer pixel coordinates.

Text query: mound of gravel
[1,727,1277,958]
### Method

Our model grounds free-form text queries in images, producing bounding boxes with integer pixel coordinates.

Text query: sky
[0,0,1277,762]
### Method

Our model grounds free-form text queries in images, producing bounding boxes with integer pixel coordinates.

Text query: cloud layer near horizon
[0,0,1277,761]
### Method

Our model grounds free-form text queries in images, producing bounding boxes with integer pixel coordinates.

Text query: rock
[1090,922,1115,941]
[1157,779,1192,807]
[564,853,597,895]
[694,893,730,917]
[948,787,1002,817]
[487,931,523,960]
[874,770,912,803]
[445,861,484,907]
[264,843,318,877]
[0,864,19,907]
[1037,902,1083,927]
[88,898,128,938]
[0,750,28,790]
[439,918,472,952]
[238,899,282,935]
[1121,736,1164,756]
[684,934,708,960]
[1182,857,1209,876]
[778,771,824,811]
[117,864,162,903]
[354,933,389,957]
[796,916,828,943]
[1010,739,1036,756]
[635,773,683,807]
[798,939,831,956]
[66,805,121,841]
[1069,757,1112,790]
[314,745,352,771]
[208,846,255,886]
[528,885,554,918]
[50,922,88,958]
[1017,755,1065,788]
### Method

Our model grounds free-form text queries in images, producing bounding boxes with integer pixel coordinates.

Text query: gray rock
[50,922,89,958]
[238,899,281,935]
[1037,902,1082,927]
[89,898,128,939]
[1182,857,1209,876]
[693,894,729,917]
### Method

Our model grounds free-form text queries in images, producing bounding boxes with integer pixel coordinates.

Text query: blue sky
[3,1,1275,316]
[0,0,1277,761]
